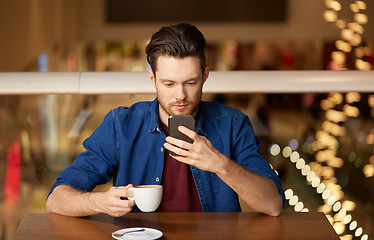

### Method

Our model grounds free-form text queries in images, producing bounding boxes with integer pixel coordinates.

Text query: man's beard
[157,90,202,117]
[158,99,200,117]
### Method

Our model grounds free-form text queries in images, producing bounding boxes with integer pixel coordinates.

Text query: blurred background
[0,0,374,239]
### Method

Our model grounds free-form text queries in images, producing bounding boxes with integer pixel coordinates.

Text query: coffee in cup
[128,185,163,212]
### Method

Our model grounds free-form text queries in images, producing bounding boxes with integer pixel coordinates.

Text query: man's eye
[164,83,173,87]
[186,81,196,86]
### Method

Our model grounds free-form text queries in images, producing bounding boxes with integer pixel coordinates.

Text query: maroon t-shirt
[157,123,203,212]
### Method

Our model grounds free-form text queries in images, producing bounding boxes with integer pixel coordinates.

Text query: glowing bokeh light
[290,151,300,163]
[350,3,359,12]
[289,139,299,150]
[355,59,371,71]
[270,144,281,156]
[346,92,361,103]
[348,22,364,34]
[356,1,367,10]
[296,158,305,170]
[284,189,293,199]
[294,202,304,212]
[330,0,341,11]
[322,189,331,199]
[368,95,374,107]
[325,0,334,8]
[335,20,346,29]
[363,164,374,177]
[282,146,292,158]
[317,183,326,194]
[366,134,374,145]
[324,10,338,22]
[361,234,368,240]
[370,155,374,165]
[343,214,352,224]
[343,104,360,117]
[349,221,358,231]
[355,227,363,237]
[333,222,346,235]
[333,201,341,212]
[354,13,368,24]
[327,195,336,205]
[301,165,311,176]
[342,200,356,211]
[306,171,316,182]
[289,195,299,206]
[312,177,321,188]
[340,235,353,240]
[338,208,347,218]
[331,51,346,64]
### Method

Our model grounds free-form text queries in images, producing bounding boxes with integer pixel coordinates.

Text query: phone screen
[168,115,195,156]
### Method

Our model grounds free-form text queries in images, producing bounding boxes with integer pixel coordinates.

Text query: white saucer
[112,227,163,240]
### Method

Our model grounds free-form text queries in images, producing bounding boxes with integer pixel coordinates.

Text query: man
[46,23,285,217]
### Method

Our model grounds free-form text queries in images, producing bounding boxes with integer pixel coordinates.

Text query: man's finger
[165,136,192,150]
[125,188,134,199]
[164,142,189,156]
[170,154,191,165]
[111,185,133,198]
[178,126,198,140]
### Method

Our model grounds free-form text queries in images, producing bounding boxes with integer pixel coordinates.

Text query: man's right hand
[46,184,135,217]
[98,185,135,217]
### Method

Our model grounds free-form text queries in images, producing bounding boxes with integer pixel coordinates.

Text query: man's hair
[146,23,206,75]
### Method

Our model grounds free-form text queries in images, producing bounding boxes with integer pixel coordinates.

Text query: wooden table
[12,212,339,240]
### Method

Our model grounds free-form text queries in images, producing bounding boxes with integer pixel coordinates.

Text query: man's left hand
[164,126,228,174]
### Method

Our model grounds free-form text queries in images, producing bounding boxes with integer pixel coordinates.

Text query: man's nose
[175,85,186,100]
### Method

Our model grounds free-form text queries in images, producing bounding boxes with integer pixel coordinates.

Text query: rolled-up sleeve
[232,115,285,204]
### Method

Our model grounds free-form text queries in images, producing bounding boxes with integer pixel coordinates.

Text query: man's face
[148,56,209,125]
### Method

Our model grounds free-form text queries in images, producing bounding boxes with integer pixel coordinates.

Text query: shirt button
[160,147,164,152]
[156,177,160,182]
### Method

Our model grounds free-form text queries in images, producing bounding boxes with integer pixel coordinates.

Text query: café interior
[0,0,374,239]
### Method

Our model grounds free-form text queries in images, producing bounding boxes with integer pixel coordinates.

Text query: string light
[355,227,363,237]
[270,145,370,239]
[324,0,371,70]
[284,188,309,212]
[350,221,358,231]
[269,144,281,156]
[282,146,292,158]
[346,92,361,103]
[333,201,342,212]
[269,93,372,238]
[341,235,353,240]
[365,96,374,178]
[362,235,369,240]
[314,91,372,239]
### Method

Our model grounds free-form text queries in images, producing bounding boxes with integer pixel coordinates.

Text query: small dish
[112,227,163,240]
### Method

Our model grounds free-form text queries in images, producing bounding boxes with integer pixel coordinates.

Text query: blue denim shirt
[50,98,285,212]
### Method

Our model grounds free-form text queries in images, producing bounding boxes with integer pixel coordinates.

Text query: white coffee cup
[128,185,163,212]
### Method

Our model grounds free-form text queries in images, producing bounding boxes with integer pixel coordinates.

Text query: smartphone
[168,115,195,156]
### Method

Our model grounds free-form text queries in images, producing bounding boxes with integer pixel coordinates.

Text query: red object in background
[367,54,374,64]
[282,53,295,66]
[303,93,315,107]
[4,139,21,205]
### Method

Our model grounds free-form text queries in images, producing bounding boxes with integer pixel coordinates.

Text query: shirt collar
[149,98,161,133]
[195,102,208,137]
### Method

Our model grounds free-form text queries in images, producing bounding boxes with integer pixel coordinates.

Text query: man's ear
[203,67,210,84]
[148,70,156,88]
